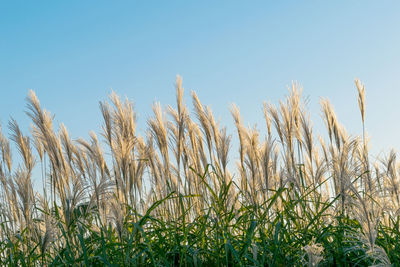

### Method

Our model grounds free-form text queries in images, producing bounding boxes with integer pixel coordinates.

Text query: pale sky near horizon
[1,0,400,169]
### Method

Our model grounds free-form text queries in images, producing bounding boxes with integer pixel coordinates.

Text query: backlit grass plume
[0,76,397,266]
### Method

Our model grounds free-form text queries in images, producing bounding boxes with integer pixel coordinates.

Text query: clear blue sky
[1,1,400,160]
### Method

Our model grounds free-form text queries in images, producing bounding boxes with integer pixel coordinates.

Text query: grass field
[0,77,398,266]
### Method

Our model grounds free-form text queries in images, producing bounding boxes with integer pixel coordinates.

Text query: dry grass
[0,76,398,266]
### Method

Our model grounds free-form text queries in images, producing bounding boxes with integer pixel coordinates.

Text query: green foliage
[0,166,397,266]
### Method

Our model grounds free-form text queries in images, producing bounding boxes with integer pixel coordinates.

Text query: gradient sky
[1,1,400,165]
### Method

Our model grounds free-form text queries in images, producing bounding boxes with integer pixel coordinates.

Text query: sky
[1,0,400,170]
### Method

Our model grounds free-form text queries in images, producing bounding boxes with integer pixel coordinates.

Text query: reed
[0,77,397,266]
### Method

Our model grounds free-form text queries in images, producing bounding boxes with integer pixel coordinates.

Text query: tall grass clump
[0,76,398,266]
